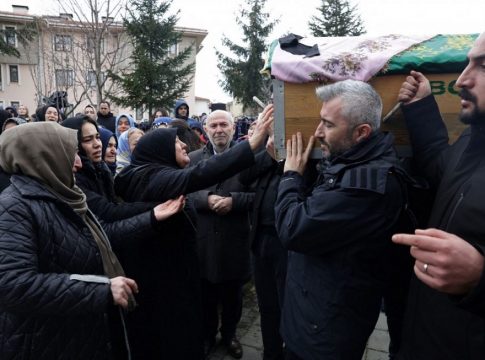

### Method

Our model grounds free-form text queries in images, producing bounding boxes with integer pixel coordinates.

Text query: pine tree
[108,0,194,115]
[308,0,366,37]
[216,0,277,113]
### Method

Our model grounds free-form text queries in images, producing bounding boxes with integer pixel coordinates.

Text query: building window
[9,65,19,83]
[87,70,104,87]
[54,34,72,52]
[0,101,4,109]
[168,42,178,56]
[5,26,17,47]
[0,67,3,90]
[87,36,104,53]
[10,101,20,109]
[55,69,74,86]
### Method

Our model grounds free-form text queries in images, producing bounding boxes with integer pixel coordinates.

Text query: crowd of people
[0,32,484,360]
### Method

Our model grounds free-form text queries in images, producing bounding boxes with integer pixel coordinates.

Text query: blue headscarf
[115,113,135,138]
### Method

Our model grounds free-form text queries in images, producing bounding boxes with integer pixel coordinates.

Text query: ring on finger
[423,263,429,273]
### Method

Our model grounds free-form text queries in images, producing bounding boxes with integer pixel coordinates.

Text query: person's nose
[314,122,325,138]
[456,62,474,89]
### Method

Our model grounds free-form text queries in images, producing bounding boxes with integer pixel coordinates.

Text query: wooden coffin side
[274,74,466,159]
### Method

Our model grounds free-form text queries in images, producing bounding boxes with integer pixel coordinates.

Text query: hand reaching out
[153,195,185,221]
[249,104,274,151]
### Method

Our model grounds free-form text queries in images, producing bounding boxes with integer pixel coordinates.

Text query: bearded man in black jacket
[275,80,406,360]
[393,32,485,360]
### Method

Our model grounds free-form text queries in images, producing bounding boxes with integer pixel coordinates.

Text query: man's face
[314,97,355,159]
[205,116,234,149]
[177,105,188,117]
[456,33,485,125]
[81,122,102,163]
[99,103,110,116]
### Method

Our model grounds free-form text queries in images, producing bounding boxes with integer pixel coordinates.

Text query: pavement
[208,284,390,360]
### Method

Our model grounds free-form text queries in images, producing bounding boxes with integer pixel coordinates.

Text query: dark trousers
[200,278,243,342]
[253,232,288,360]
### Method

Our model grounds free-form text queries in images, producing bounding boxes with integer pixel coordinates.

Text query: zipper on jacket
[445,192,464,232]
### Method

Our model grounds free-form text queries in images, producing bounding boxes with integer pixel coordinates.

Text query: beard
[459,89,485,125]
[320,136,354,160]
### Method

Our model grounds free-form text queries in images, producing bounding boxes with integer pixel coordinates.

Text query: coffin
[267,34,478,159]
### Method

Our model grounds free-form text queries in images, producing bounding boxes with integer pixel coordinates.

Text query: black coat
[398,95,485,360]
[113,129,256,359]
[275,132,404,360]
[75,157,154,222]
[0,175,154,360]
[189,142,254,283]
[97,112,116,133]
[240,149,284,254]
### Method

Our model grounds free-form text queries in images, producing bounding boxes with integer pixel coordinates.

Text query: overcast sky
[2,0,484,102]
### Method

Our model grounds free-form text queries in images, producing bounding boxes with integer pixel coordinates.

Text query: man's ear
[353,124,372,143]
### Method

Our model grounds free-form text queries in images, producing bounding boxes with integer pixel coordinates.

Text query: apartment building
[0,4,207,120]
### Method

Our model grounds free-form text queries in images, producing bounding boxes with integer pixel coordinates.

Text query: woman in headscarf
[84,104,97,121]
[113,105,274,359]
[116,127,144,174]
[0,122,184,359]
[115,113,135,139]
[62,115,155,222]
[2,117,27,132]
[99,127,117,176]
[35,104,60,122]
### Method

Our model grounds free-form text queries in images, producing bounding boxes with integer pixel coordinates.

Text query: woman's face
[104,136,117,164]
[175,136,190,168]
[18,105,28,117]
[84,106,96,121]
[81,122,102,163]
[128,132,143,153]
[45,107,59,122]
[117,117,130,134]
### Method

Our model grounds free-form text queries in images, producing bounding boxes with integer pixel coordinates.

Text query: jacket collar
[10,174,62,201]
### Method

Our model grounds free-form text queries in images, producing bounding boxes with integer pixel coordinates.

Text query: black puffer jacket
[75,156,154,222]
[0,175,154,359]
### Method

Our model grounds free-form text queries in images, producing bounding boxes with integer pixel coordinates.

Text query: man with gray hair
[189,109,254,359]
[274,80,407,359]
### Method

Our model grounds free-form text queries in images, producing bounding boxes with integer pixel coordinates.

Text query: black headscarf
[35,105,59,122]
[62,115,99,157]
[99,127,117,175]
[131,128,178,168]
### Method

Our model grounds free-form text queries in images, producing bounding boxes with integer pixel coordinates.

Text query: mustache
[459,88,477,103]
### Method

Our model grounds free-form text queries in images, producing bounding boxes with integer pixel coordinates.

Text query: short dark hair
[99,100,111,107]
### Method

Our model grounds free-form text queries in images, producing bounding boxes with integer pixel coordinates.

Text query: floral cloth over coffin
[269,34,435,83]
